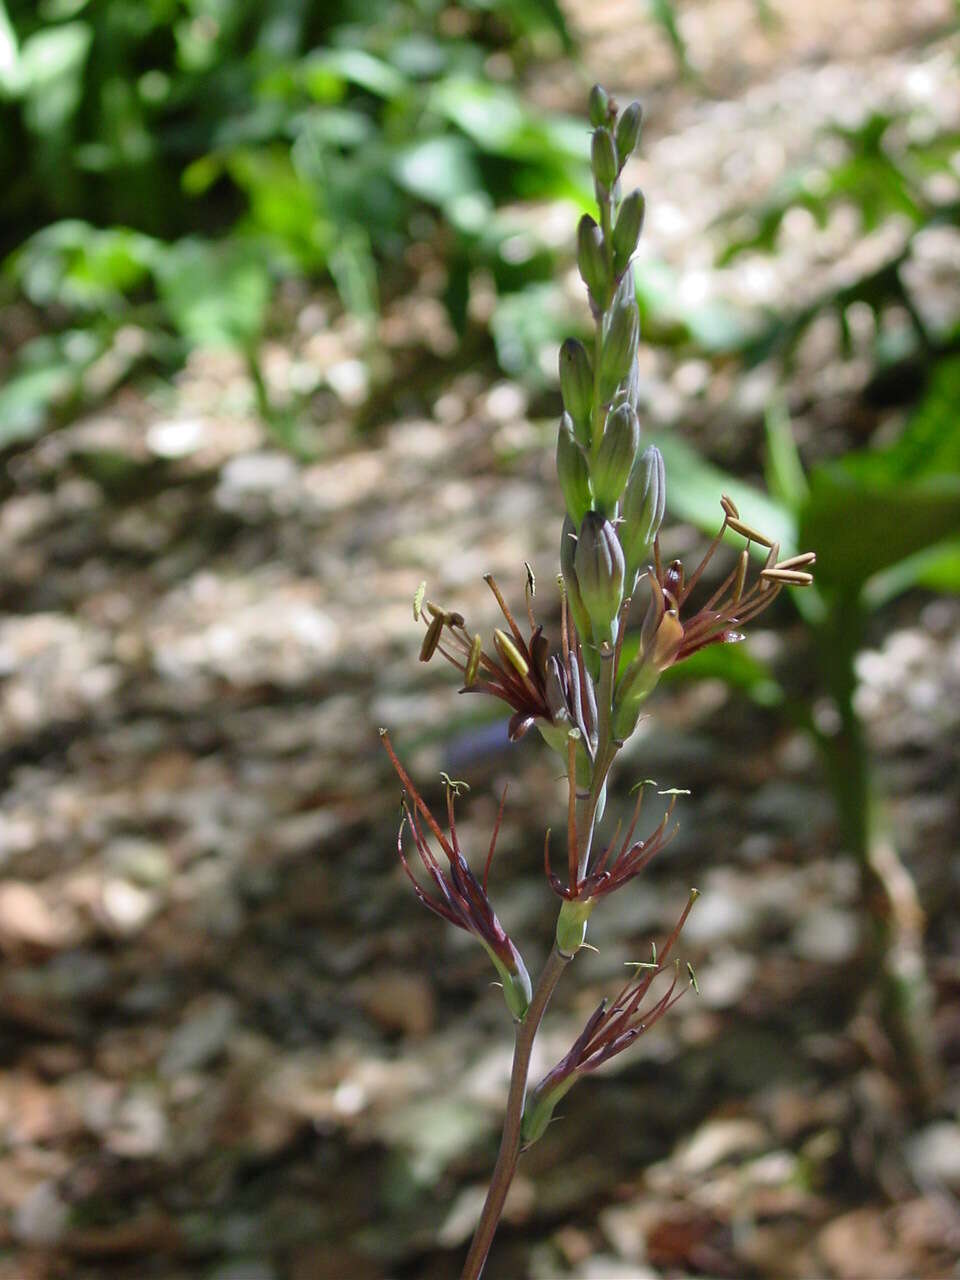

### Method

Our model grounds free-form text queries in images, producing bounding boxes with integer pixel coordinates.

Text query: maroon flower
[544,765,678,901]
[379,730,532,1018]
[651,494,816,663]
[521,889,699,1145]
[417,573,598,751]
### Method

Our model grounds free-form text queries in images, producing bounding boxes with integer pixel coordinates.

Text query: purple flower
[379,730,532,1019]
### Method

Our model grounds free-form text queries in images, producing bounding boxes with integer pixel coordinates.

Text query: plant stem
[460,946,571,1280]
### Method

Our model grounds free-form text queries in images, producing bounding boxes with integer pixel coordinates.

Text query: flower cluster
[521,888,700,1145]
[379,729,532,1020]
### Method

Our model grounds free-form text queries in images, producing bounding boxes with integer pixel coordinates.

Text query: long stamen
[380,731,456,859]
[484,574,527,650]
[484,786,508,893]
[676,519,727,606]
[567,732,580,895]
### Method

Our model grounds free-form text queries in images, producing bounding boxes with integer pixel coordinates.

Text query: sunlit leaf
[651,432,798,556]
[155,238,271,349]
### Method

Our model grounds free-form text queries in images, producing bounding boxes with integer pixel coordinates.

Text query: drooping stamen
[760,567,815,585]
[725,517,774,547]
[484,786,508,893]
[775,551,817,571]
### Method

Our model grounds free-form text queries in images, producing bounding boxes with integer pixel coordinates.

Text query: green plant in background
[656,377,960,1101]
[380,86,816,1278]
[720,108,960,381]
[0,0,588,449]
[656,97,960,1099]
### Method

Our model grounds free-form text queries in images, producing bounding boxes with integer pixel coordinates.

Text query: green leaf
[651,432,798,556]
[18,20,91,134]
[763,399,808,513]
[865,537,960,607]
[304,48,407,100]
[800,356,960,591]
[0,0,20,96]
[0,330,105,447]
[155,239,271,350]
[799,469,960,591]
[660,642,784,705]
[833,356,960,486]
[392,135,489,231]
[429,76,587,167]
[10,221,159,310]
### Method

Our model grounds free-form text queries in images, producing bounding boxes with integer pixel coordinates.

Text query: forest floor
[1,1,959,1278]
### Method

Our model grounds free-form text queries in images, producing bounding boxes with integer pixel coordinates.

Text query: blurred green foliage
[720,109,960,382]
[0,0,589,444]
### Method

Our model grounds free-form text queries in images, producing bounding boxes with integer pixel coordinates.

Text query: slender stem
[460,947,571,1280]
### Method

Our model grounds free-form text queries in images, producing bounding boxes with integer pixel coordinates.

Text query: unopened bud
[556,896,596,956]
[597,292,639,403]
[612,189,645,276]
[615,101,643,162]
[574,511,625,643]
[588,84,610,127]
[592,402,639,513]
[591,128,618,191]
[621,445,666,582]
[577,214,611,309]
[557,414,593,525]
[559,339,594,447]
[560,515,594,651]
[522,1074,578,1145]
[482,942,533,1021]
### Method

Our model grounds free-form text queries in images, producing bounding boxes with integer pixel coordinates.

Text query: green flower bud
[612,189,645,277]
[556,896,596,956]
[588,83,610,127]
[577,214,611,310]
[615,101,643,162]
[612,579,683,739]
[592,402,639,514]
[557,414,593,526]
[559,338,593,447]
[560,515,595,655]
[591,129,618,191]
[574,511,624,643]
[481,942,533,1021]
[621,444,666,583]
[597,292,639,403]
[522,1075,578,1145]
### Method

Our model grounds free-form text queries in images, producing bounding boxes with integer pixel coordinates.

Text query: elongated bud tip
[556,896,596,956]
[615,101,643,161]
[557,414,593,525]
[621,444,666,578]
[574,511,625,639]
[559,339,594,446]
[592,401,640,512]
[591,128,618,189]
[613,189,646,275]
[588,83,611,127]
